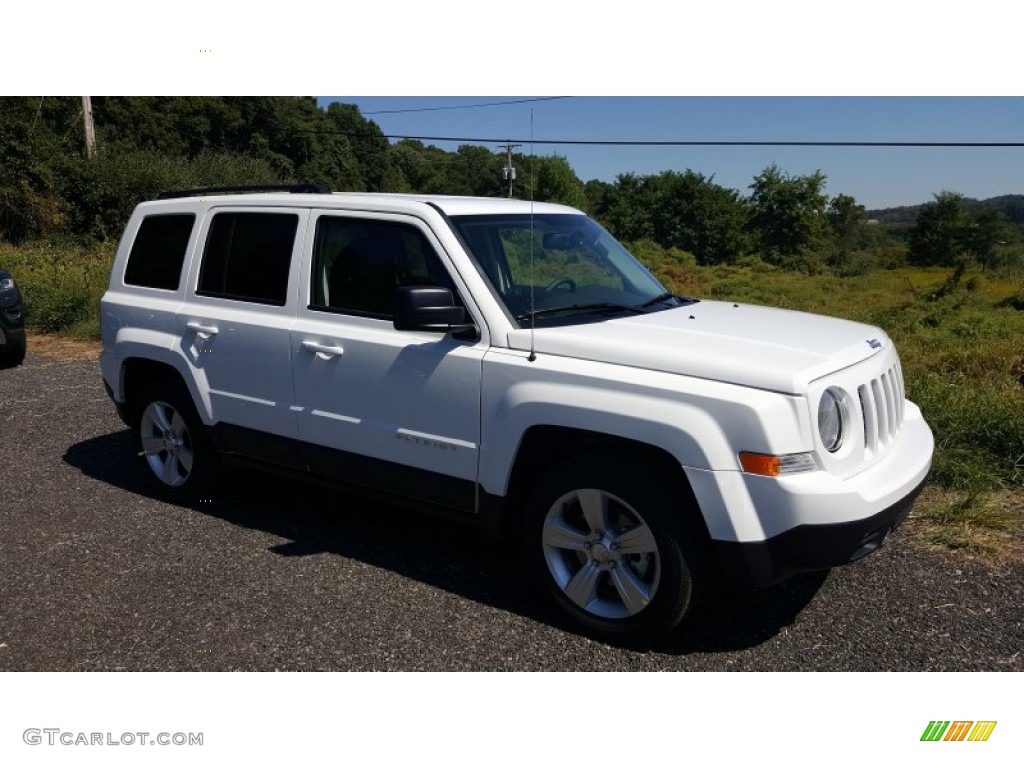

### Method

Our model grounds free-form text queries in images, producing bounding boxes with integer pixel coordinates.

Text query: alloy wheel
[541,488,661,620]
[139,400,194,487]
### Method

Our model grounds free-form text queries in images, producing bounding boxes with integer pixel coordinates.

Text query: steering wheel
[544,277,577,293]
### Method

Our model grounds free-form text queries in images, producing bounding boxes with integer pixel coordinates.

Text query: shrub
[625,238,697,269]
[1,242,112,334]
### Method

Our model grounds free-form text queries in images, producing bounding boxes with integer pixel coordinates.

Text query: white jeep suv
[100,185,933,643]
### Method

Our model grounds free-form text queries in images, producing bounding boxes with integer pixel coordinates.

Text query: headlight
[818,388,848,453]
[0,277,15,293]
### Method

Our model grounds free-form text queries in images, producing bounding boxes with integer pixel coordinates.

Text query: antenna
[527,110,537,363]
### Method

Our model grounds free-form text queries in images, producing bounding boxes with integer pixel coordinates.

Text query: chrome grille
[858,362,905,455]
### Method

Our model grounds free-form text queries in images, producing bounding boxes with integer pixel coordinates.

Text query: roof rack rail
[157,183,332,200]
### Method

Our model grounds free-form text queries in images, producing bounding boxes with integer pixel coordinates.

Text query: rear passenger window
[310,216,458,318]
[124,214,195,290]
[197,212,298,305]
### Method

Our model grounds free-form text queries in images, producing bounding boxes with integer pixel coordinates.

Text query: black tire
[522,454,705,645]
[0,337,26,368]
[130,380,216,503]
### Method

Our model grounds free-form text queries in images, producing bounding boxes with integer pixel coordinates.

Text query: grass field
[3,240,1022,556]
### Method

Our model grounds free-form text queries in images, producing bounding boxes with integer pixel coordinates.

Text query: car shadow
[662,571,829,654]
[64,429,826,657]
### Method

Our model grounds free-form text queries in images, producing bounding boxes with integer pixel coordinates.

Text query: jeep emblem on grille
[866,338,882,349]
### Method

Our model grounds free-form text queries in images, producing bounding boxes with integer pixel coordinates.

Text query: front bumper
[687,401,933,588]
[712,476,925,586]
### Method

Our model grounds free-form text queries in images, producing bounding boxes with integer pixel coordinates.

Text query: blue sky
[317,97,1024,210]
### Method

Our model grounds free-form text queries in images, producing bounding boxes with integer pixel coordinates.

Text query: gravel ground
[1,350,1021,671]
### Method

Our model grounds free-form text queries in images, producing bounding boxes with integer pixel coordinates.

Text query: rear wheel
[523,454,704,644]
[132,382,215,502]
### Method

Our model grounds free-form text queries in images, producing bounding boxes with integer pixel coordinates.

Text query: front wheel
[522,455,704,644]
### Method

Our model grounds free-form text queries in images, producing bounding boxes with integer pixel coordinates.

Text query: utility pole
[499,141,521,198]
[82,96,96,159]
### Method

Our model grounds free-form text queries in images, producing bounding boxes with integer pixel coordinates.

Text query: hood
[506,300,889,394]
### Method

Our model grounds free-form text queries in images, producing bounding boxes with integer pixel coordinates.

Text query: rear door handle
[301,340,345,360]
[186,321,219,339]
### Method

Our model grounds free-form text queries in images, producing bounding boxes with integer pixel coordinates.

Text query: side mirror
[393,286,476,335]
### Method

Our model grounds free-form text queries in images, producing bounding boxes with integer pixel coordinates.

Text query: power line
[379,135,1024,147]
[295,126,1024,147]
[394,155,501,167]
[361,97,572,115]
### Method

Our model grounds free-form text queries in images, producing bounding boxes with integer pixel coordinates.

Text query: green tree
[965,208,1016,270]
[824,193,873,273]
[590,171,750,264]
[389,140,451,193]
[908,191,971,266]
[583,179,613,213]
[445,145,505,197]
[531,155,587,209]
[596,173,653,243]
[318,102,394,190]
[0,97,81,241]
[827,193,867,253]
[747,164,830,264]
[648,170,750,265]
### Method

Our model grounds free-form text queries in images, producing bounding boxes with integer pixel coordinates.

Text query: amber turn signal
[740,452,781,476]
[739,451,818,477]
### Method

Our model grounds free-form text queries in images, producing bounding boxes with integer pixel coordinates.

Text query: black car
[0,267,26,367]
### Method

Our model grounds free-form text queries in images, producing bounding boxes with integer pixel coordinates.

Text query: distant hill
[974,195,1024,226]
[867,205,919,225]
[869,194,1024,227]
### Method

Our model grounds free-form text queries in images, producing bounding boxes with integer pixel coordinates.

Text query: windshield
[450,213,689,326]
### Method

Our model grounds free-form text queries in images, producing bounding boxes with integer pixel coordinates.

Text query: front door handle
[301,340,345,360]
[186,321,219,339]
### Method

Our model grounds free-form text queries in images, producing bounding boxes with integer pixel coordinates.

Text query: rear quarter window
[124,214,196,290]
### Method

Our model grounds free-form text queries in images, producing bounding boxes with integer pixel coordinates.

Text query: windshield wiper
[515,302,646,322]
[638,292,678,308]
[638,292,699,309]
